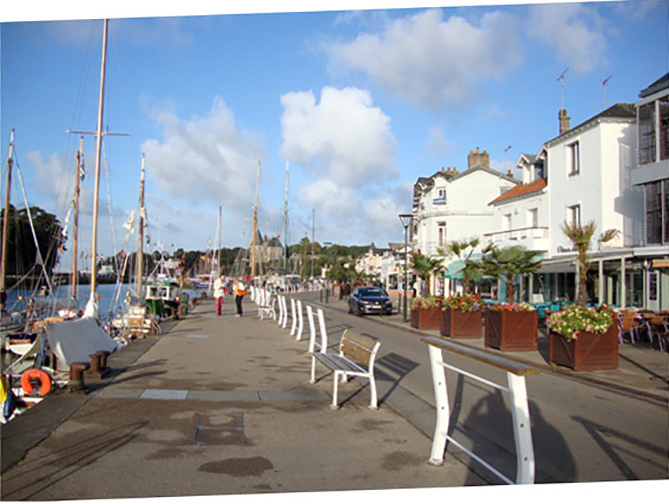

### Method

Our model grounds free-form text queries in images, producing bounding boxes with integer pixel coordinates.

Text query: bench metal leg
[427,344,449,466]
[368,373,378,410]
[310,356,317,384]
[331,370,341,409]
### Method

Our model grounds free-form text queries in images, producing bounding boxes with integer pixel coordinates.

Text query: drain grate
[193,413,246,446]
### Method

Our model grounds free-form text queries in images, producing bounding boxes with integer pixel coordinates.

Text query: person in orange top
[233,278,246,317]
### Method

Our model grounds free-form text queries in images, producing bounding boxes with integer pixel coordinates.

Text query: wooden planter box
[440,309,483,339]
[485,310,538,352]
[548,325,619,371]
[410,305,442,330]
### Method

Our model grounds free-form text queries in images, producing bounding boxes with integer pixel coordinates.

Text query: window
[433,188,446,205]
[567,141,580,176]
[527,208,539,228]
[638,102,657,165]
[661,98,669,161]
[645,181,666,245]
[503,213,512,231]
[437,222,446,248]
[568,204,581,226]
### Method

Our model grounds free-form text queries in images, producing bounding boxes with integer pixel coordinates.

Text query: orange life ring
[20,369,52,397]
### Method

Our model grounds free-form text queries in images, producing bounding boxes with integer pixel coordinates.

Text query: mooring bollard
[96,350,111,374]
[69,362,90,392]
[89,353,101,376]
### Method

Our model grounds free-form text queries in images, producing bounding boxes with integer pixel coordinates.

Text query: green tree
[411,252,444,297]
[482,245,543,303]
[560,220,619,307]
[443,238,488,294]
[0,205,64,279]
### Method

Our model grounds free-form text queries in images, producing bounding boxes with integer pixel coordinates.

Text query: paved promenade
[1,298,485,501]
[2,293,667,501]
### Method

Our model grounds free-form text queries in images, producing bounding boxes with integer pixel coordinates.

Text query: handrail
[422,335,539,484]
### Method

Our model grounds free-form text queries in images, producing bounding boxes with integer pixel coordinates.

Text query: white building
[355,243,387,278]
[631,73,669,311]
[486,102,653,307]
[413,148,518,295]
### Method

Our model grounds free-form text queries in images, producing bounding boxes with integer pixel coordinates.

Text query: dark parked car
[348,286,393,316]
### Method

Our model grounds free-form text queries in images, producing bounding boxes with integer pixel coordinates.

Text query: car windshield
[359,287,386,297]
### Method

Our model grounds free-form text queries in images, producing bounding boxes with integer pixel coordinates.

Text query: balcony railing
[483,226,549,246]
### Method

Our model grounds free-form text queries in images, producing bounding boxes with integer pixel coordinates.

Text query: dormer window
[433,188,446,205]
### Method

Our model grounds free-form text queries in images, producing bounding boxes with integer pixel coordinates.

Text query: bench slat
[341,331,378,366]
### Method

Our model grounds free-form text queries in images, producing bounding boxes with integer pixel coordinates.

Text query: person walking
[213,275,226,316]
[233,278,246,317]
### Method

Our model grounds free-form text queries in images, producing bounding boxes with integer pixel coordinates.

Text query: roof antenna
[557,68,569,111]
[602,75,612,109]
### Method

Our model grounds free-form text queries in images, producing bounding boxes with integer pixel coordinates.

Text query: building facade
[412,148,518,295]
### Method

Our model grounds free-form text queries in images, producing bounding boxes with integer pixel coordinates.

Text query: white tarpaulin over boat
[45,318,118,367]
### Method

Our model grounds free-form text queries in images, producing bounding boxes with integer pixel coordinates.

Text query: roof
[449,164,518,184]
[489,177,547,205]
[545,103,635,147]
[639,73,669,98]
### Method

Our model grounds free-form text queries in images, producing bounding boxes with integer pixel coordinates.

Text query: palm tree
[560,220,619,307]
[411,252,444,297]
[482,245,543,303]
[442,238,489,294]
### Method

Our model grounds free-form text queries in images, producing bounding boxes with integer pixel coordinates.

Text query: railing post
[507,372,535,484]
[306,304,316,349]
[296,299,304,341]
[290,298,297,336]
[428,344,450,466]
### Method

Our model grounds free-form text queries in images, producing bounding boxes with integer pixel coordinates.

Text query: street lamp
[399,214,413,323]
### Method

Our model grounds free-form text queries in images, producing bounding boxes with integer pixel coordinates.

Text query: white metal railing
[422,336,540,485]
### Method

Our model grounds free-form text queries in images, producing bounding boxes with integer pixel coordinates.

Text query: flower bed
[410,297,442,330]
[547,305,618,370]
[440,293,484,339]
[485,305,538,351]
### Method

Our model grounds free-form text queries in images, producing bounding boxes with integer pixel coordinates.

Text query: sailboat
[2,19,121,422]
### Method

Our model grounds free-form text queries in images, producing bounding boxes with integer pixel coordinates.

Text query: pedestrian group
[213,275,247,317]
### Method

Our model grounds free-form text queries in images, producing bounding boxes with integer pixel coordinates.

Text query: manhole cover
[193,413,246,446]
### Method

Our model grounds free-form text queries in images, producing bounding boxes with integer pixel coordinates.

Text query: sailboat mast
[283,161,289,271]
[72,136,84,299]
[251,161,260,279]
[89,18,109,298]
[0,129,15,311]
[217,205,222,276]
[136,154,145,296]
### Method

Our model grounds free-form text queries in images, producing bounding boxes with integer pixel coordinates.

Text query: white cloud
[326,8,523,110]
[141,96,264,215]
[280,86,398,188]
[424,125,458,158]
[526,3,607,75]
[280,86,404,245]
[25,151,71,205]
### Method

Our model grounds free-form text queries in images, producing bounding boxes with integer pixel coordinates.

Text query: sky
[1,0,668,272]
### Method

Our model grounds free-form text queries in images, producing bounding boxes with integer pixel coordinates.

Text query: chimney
[559,109,571,135]
[467,147,490,170]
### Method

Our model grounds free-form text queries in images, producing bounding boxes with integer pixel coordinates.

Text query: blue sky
[1,1,667,270]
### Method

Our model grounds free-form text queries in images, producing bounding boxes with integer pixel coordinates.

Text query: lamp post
[399,214,413,323]
[323,241,332,302]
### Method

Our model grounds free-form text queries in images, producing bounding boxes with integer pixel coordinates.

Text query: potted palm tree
[439,239,488,338]
[482,245,543,351]
[409,252,444,330]
[547,221,620,370]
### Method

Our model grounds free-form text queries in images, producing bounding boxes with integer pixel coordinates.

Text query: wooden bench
[310,329,381,410]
